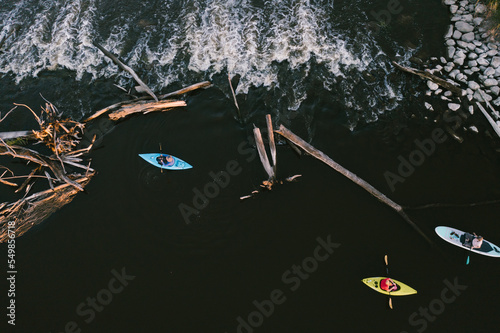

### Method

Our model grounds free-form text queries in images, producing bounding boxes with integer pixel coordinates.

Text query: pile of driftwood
[0,43,211,243]
[0,103,95,242]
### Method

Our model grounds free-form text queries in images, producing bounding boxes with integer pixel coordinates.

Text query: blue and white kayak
[139,153,193,170]
[435,226,500,258]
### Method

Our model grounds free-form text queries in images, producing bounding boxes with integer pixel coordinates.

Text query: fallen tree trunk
[0,173,94,243]
[392,61,463,96]
[275,124,433,244]
[476,101,500,138]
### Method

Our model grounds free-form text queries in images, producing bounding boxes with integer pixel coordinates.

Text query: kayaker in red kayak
[380,278,398,292]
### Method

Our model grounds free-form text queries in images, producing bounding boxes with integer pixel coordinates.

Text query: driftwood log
[83,81,211,122]
[108,100,187,121]
[274,124,433,244]
[392,61,463,96]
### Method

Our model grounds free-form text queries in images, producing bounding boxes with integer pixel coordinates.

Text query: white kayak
[435,226,500,258]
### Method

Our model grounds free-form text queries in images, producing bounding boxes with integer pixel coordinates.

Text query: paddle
[384,255,393,310]
[465,233,474,265]
[159,143,163,173]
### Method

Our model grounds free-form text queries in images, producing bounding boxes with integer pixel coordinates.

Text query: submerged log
[93,42,158,102]
[228,74,241,120]
[274,124,433,244]
[392,61,463,96]
[108,99,187,121]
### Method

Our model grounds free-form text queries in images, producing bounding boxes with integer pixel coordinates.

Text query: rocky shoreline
[422,0,500,137]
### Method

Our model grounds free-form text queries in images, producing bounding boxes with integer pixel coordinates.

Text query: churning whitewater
[0,0,412,127]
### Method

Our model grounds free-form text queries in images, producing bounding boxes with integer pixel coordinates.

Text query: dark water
[1,1,500,332]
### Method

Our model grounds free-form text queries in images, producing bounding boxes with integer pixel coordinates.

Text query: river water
[1,0,500,332]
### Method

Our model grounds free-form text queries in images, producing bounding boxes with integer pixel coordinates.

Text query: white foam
[0,0,413,129]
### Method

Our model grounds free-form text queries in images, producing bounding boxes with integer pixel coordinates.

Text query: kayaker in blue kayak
[380,278,398,292]
[156,154,174,167]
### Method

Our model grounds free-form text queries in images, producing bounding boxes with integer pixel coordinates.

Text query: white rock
[441,95,452,101]
[427,80,439,91]
[491,57,500,69]
[453,30,463,39]
[493,98,500,106]
[424,102,434,111]
[435,89,443,95]
[468,52,478,59]
[486,49,498,57]
[456,49,466,58]
[455,21,474,33]
[444,0,455,4]
[449,69,460,79]
[454,57,465,66]
[473,40,482,47]
[449,103,461,111]
[457,40,469,48]
[484,78,498,87]
[444,91,453,97]
[457,73,468,82]
[444,65,454,72]
[469,105,474,114]
[484,67,496,76]
[467,43,476,51]
[461,32,475,42]
[491,86,500,96]
[445,25,453,39]
[440,57,447,64]
[446,39,456,46]
[473,17,484,26]
[464,69,473,75]
[468,81,480,90]
[469,126,478,133]
[450,5,459,14]
[488,43,498,50]
[447,46,456,59]
[475,3,487,14]
[468,60,478,67]
[477,57,490,66]
[471,67,481,72]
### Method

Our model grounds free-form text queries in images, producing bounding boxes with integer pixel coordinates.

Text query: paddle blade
[385,255,388,266]
[466,255,470,265]
[389,297,393,309]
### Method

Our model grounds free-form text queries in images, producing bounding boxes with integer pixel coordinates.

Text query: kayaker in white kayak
[472,233,484,249]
